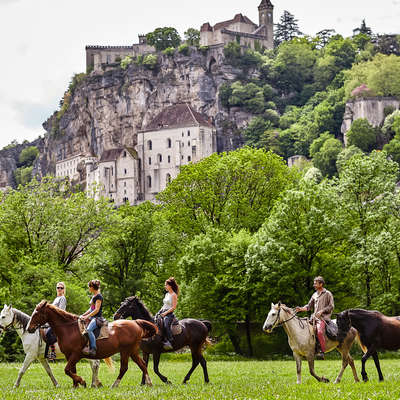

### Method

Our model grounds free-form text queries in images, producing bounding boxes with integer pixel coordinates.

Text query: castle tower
[258,0,274,47]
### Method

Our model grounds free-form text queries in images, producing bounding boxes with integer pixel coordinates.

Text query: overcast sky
[0,0,399,149]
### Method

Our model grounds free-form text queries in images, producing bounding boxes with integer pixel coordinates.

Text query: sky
[0,0,399,149]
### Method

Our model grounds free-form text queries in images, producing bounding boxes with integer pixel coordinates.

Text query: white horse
[0,304,102,388]
[263,302,360,384]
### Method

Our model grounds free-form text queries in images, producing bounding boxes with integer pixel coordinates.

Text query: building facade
[137,104,217,201]
[200,0,274,50]
[55,153,85,181]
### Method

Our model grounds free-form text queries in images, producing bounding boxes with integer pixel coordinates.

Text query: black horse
[337,308,400,382]
[113,296,212,384]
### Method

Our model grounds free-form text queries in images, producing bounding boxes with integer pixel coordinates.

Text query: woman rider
[80,279,103,357]
[159,277,179,350]
[45,282,67,360]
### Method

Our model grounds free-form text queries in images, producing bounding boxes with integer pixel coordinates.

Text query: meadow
[2,356,400,399]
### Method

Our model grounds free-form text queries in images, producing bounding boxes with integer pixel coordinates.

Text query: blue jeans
[87,318,97,350]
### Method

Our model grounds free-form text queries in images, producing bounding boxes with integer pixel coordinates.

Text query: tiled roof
[144,104,213,131]
[99,147,137,162]
[213,13,257,31]
[258,0,274,8]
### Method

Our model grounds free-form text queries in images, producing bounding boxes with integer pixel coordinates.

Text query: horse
[336,308,400,382]
[27,300,157,388]
[0,304,103,388]
[263,302,360,384]
[113,296,212,384]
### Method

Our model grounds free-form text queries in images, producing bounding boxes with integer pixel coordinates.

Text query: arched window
[166,173,171,185]
[147,140,152,150]
[147,175,152,189]
[167,138,172,148]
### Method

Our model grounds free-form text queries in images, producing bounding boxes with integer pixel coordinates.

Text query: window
[104,168,107,177]
[181,155,184,160]
[124,168,127,175]
[124,181,127,187]
[106,55,111,64]
[111,166,114,176]
[187,130,190,136]
[158,154,162,163]
[147,140,152,150]
[138,159,141,169]
[188,141,190,146]
[147,176,152,188]
[166,173,171,184]
[123,151,127,157]
[167,138,172,148]
[188,156,191,162]
[182,132,184,137]
[148,157,151,165]
[124,189,127,194]
[168,155,171,163]
[123,197,129,203]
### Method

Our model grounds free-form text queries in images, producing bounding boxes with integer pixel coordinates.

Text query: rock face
[341,97,400,145]
[35,47,255,182]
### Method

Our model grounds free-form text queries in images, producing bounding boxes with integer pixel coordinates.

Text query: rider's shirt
[161,292,173,312]
[90,293,103,318]
[52,295,67,311]
[306,288,334,321]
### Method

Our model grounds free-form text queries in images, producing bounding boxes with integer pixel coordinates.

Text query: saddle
[78,317,110,340]
[309,319,338,341]
[155,314,183,337]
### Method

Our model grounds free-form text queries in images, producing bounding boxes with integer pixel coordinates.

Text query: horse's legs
[293,352,302,384]
[131,350,152,386]
[111,350,130,388]
[89,359,102,388]
[361,346,376,382]
[152,351,170,384]
[334,348,350,384]
[199,353,209,383]
[64,354,86,388]
[307,357,329,383]
[372,351,384,381]
[183,347,201,384]
[13,353,36,388]
[39,358,59,388]
[140,352,150,385]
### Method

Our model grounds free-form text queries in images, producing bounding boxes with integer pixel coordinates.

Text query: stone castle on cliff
[86,0,274,72]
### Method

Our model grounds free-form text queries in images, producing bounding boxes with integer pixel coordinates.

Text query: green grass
[2,356,400,399]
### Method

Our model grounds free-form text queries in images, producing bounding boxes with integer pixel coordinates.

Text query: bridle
[0,310,16,332]
[270,306,303,330]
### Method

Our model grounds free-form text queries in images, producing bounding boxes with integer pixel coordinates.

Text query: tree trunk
[227,327,242,355]
[245,313,253,357]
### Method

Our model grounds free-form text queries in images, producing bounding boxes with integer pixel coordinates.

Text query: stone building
[137,103,216,202]
[200,0,274,50]
[86,35,154,72]
[86,147,139,205]
[55,153,85,180]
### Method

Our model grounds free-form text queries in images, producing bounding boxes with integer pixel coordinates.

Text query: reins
[273,307,305,329]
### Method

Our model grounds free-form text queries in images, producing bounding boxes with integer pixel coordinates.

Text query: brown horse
[113,296,212,384]
[27,300,157,388]
[337,308,400,382]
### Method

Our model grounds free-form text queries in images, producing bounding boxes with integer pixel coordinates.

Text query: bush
[178,43,190,55]
[18,146,39,167]
[346,118,377,152]
[120,55,133,70]
[143,54,158,70]
[162,47,175,56]
[198,45,209,54]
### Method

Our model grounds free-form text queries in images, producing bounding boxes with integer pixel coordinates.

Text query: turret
[258,0,274,47]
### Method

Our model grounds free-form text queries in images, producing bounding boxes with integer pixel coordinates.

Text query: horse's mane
[44,301,78,321]
[349,308,383,318]
[12,308,31,332]
[129,296,154,319]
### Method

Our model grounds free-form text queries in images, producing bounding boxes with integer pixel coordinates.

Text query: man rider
[295,276,334,359]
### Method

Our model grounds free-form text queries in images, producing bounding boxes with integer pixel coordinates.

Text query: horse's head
[114,296,139,320]
[0,304,14,334]
[263,302,286,333]
[336,310,351,343]
[27,300,48,333]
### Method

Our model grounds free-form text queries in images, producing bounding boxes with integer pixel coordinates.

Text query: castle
[86,1,274,72]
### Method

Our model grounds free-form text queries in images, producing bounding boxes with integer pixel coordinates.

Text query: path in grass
[1,358,400,399]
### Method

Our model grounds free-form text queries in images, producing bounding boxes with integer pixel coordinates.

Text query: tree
[158,147,295,235]
[274,11,302,46]
[312,137,342,177]
[336,145,363,172]
[18,146,39,167]
[353,19,373,37]
[184,28,200,46]
[346,118,377,152]
[315,29,336,48]
[244,117,272,148]
[146,27,181,51]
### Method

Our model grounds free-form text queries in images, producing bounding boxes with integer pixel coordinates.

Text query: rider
[45,282,67,360]
[80,279,103,357]
[295,276,334,360]
[159,277,179,351]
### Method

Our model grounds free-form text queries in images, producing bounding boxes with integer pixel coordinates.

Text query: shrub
[162,47,175,56]
[121,55,133,70]
[178,43,190,55]
[143,54,158,70]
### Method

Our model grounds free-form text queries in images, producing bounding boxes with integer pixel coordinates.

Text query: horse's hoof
[322,377,329,383]
[97,382,103,388]
[82,380,87,388]
[166,380,172,385]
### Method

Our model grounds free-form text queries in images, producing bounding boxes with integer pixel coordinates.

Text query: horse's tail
[355,331,367,354]
[136,319,158,338]
[201,320,212,333]
[200,320,213,351]
[103,357,115,372]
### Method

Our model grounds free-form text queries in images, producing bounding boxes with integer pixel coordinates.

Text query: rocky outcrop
[341,97,400,145]
[35,46,256,181]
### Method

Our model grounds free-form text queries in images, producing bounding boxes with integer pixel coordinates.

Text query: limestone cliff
[37,47,258,180]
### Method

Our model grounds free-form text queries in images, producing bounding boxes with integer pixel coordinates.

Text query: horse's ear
[271,302,275,308]
[278,300,281,306]
[8,304,12,310]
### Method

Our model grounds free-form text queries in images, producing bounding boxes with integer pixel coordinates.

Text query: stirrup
[163,341,173,350]
[316,351,325,360]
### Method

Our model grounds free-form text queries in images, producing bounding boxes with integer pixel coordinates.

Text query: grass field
[2,356,400,399]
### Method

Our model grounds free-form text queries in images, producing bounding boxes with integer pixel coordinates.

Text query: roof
[258,0,274,9]
[144,104,213,131]
[213,13,257,31]
[99,147,138,162]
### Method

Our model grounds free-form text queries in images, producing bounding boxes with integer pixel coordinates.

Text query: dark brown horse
[113,296,212,384]
[27,300,157,388]
[336,308,400,382]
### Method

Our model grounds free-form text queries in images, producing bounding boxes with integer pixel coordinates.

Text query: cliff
[32,46,259,181]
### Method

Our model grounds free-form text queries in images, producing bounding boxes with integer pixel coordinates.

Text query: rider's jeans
[316,319,326,352]
[87,318,97,350]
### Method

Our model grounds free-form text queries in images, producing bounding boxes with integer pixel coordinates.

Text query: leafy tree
[374,34,400,56]
[336,145,363,172]
[315,29,336,48]
[184,28,200,46]
[146,27,181,51]
[346,118,377,152]
[383,139,400,165]
[274,11,302,46]
[18,146,39,167]
[158,147,295,235]
[14,166,33,186]
[244,117,272,148]
[311,136,342,177]
[353,19,373,37]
